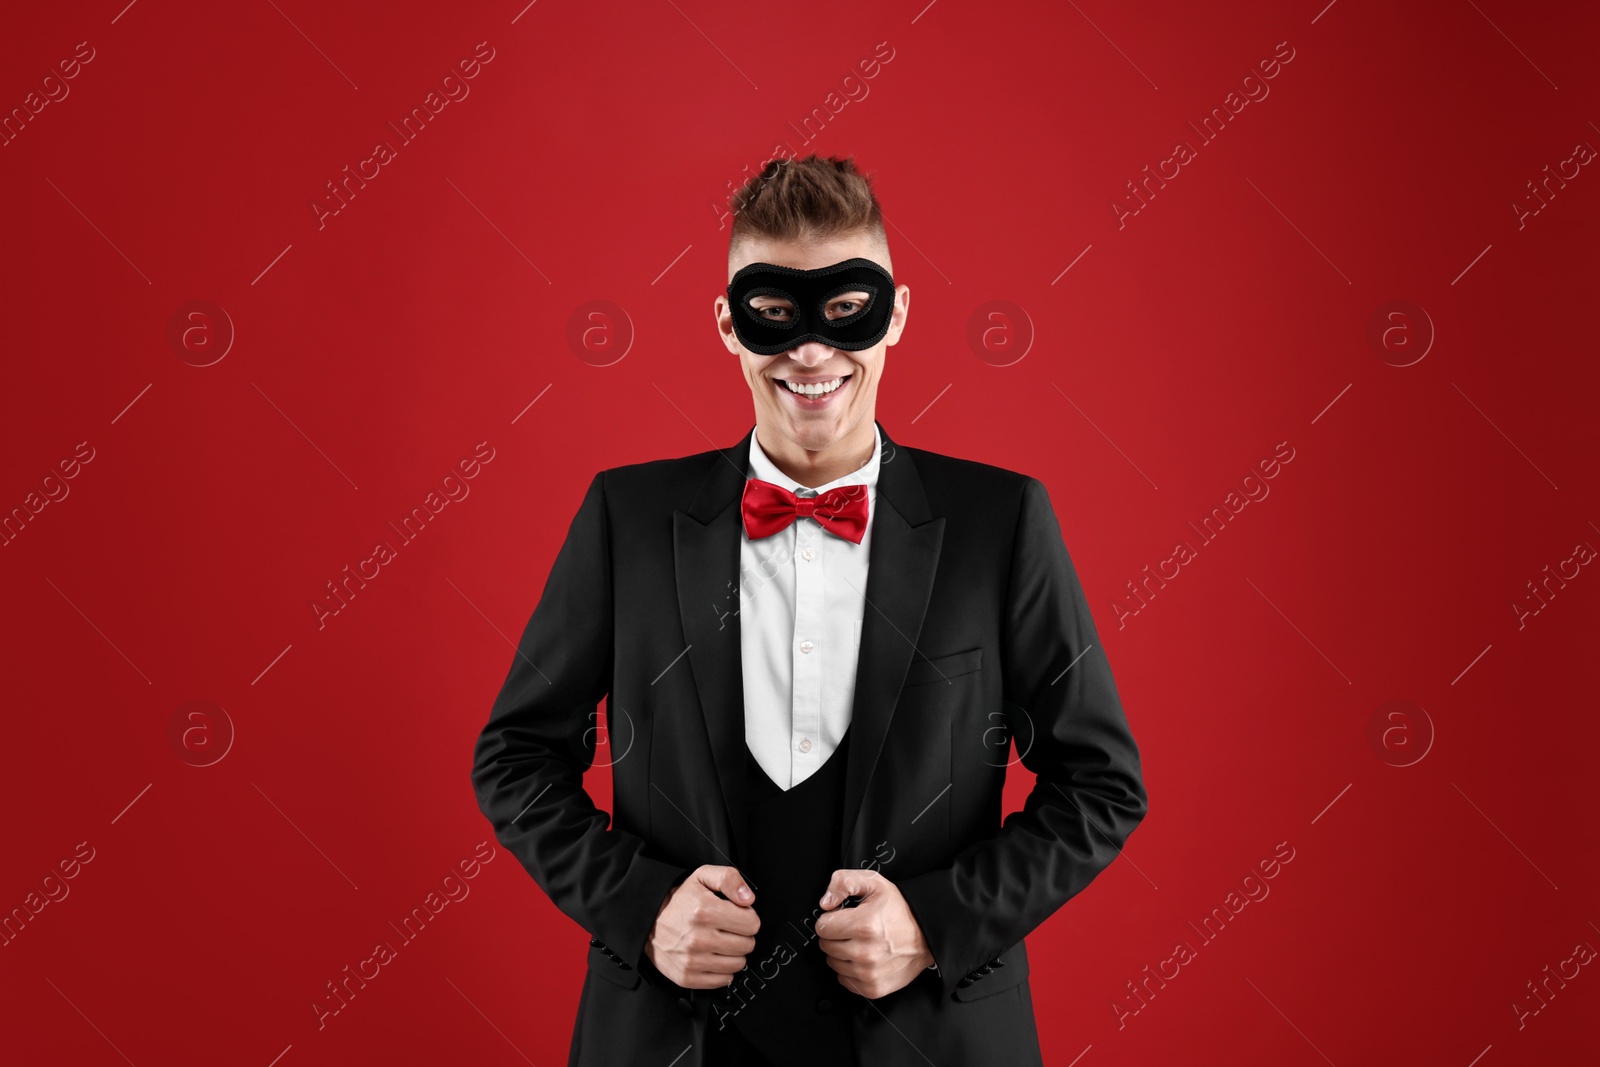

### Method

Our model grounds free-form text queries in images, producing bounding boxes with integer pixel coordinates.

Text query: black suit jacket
[471,419,1148,1066]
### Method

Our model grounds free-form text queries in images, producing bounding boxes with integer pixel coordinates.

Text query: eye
[748,296,794,322]
[825,291,871,320]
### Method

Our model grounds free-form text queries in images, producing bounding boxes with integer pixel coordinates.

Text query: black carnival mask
[727,258,895,355]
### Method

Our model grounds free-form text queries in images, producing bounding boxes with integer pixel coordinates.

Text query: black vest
[707,730,859,1066]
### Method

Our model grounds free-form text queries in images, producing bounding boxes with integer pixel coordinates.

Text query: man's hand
[644,865,760,989]
[814,869,935,1000]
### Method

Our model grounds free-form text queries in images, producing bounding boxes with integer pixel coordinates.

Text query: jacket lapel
[673,429,756,862]
[673,420,946,866]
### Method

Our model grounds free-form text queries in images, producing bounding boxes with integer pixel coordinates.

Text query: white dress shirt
[739,423,882,790]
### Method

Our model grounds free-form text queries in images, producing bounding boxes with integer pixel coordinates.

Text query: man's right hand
[644,865,759,989]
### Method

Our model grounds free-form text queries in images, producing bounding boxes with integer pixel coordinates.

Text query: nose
[787,341,836,367]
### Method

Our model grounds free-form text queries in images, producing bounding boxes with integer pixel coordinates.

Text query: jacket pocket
[901,647,983,688]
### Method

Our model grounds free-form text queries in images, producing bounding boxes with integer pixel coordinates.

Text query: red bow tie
[741,478,870,544]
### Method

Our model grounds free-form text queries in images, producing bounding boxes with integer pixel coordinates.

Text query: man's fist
[814,868,935,1000]
[644,865,760,989]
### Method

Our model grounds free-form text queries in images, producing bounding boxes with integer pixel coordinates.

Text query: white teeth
[781,377,846,397]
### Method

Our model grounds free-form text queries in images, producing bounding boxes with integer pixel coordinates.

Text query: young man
[472,155,1148,1067]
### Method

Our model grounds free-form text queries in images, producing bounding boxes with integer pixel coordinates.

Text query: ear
[884,283,911,346]
[714,293,741,355]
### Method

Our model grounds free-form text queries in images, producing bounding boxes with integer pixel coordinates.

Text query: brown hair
[728,154,888,262]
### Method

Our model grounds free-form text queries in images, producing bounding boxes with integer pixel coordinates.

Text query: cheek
[855,353,886,379]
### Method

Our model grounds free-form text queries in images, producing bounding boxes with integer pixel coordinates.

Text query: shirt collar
[747,422,882,496]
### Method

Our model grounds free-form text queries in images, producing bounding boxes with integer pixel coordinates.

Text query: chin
[812,423,862,453]
[774,413,843,449]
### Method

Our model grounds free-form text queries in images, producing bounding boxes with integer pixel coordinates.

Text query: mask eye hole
[738,287,799,329]
[749,296,794,322]
[818,283,878,325]
[823,291,873,320]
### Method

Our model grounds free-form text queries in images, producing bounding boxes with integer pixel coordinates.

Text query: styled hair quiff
[727,154,889,261]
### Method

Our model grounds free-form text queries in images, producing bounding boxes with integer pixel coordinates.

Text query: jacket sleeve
[470,469,690,973]
[896,475,1149,1002]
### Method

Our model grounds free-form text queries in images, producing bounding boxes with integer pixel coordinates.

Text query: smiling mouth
[776,374,851,398]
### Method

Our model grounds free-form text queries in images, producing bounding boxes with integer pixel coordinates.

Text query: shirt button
[799,640,814,653]
[801,547,815,561]
[799,738,812,752]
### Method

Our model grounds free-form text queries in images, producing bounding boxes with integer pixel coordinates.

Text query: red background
[3,1,1597,1064]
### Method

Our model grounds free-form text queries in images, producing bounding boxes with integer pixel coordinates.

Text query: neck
[754,418,876,489]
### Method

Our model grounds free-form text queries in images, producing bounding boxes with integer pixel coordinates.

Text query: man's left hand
[814,869,935,1000]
